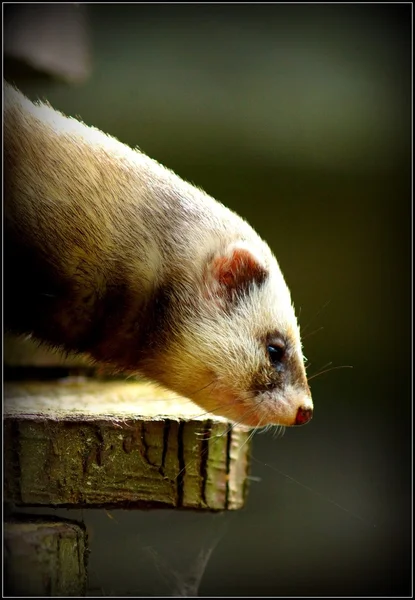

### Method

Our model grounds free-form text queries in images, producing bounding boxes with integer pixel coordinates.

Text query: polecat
[4,82,313,428]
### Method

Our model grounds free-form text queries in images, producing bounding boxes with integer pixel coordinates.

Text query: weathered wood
[4,381,251,511]
[4,516,88,596]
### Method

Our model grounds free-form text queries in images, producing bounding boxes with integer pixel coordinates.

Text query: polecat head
[157,240,313,429]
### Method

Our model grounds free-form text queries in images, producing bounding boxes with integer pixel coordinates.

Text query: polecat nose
[295,406,313,426]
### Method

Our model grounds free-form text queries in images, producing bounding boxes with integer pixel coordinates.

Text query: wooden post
[4,516,88,596]
[4,336,253,596]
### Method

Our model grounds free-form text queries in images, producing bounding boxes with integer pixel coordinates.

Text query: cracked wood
[4,380,251,510]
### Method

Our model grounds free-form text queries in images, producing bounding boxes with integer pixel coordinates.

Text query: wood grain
[4,380,251,511]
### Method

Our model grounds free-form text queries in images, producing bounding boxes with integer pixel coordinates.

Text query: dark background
[4,3,412,596]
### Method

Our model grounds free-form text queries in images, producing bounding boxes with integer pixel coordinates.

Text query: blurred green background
[4,3,411,596]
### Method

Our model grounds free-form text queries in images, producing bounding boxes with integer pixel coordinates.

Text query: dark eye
[267,342,286,368]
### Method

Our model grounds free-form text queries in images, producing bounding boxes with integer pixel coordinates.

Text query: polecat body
[4,82,313,428]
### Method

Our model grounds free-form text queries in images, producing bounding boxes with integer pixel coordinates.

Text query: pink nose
[295,406,313,426]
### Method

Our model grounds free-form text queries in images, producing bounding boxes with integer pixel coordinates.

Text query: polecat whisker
[302,326,324,340]
[308,364,353,382]
[300,299,331,334]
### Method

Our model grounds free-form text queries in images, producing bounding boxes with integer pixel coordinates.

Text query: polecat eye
[267,342,285,368]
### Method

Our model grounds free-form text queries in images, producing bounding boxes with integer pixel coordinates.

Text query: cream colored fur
[4,82,312,427]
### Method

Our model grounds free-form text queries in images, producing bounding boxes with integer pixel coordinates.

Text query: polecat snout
[4,82,313,428]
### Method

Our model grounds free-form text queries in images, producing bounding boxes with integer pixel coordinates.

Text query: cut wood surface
[4,380,251,511]
[4,516,88,596]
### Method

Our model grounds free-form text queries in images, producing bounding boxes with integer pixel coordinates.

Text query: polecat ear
[205,241,268,301]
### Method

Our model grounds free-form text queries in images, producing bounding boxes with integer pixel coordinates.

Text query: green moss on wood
[4,381,252,510]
